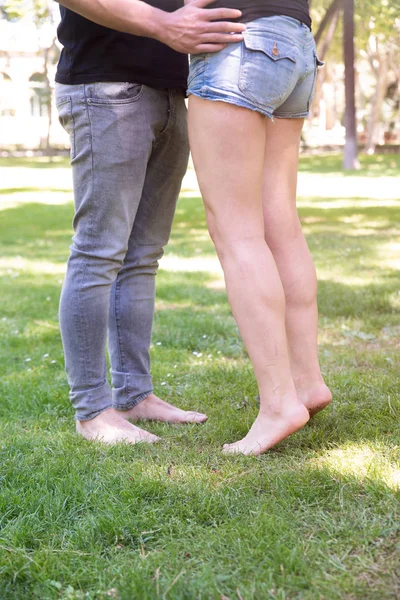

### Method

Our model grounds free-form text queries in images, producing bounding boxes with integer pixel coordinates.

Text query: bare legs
[188,98,309,455]
[262,118,331,416]
[188,97,330,455]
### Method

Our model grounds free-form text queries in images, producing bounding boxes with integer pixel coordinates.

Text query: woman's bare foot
[76,407,160,445]
[256,381,332,417]
[223,399,310,456]
[295,381,332,417]
[118,393,208,424]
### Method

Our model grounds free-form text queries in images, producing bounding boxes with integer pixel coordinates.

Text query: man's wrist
[143,6,172,45]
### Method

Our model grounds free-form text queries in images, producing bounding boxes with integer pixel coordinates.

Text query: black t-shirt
[56,0,188,89]
[56,0,311,89]
[215,0,311,29]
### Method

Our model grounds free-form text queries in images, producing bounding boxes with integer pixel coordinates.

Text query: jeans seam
[70,100,76,160]
[75,87,96,386]
[114,279,126,372]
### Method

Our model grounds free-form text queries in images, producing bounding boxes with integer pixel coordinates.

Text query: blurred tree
[309,0,343,124]
[343,0,360,168]
[0,0,52,23]
[311,0,399,156]
[356,0,400,153]
[314,0,343,46]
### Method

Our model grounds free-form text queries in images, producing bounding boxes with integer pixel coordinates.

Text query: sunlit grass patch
[310,443,400,491]
[0,256,66,277]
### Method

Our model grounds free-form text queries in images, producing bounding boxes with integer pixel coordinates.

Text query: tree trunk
[343,0,360,170]
[365,48,389,154]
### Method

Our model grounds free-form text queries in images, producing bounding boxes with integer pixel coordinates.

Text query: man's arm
[56,0,245,54]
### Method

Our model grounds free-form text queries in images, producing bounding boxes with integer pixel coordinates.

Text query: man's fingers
[192,43,227,54]
[200,33,244,44]
[193,0,222,7]
[202,8,243,20]
[206,21,246,33]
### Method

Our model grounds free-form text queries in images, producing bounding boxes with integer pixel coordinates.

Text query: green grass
[298,152,400,176]
[0,155,399,600]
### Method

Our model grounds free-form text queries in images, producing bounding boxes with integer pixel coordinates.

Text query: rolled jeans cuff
[71,380,112,421]
[111,370,153,410]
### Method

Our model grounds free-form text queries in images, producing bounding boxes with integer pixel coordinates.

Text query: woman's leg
[188,96,309,455]
[262,118,332,415]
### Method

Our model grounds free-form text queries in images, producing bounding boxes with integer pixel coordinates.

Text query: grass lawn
[0,154,399,599]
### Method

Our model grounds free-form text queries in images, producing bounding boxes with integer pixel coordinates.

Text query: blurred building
[0,14,68,150]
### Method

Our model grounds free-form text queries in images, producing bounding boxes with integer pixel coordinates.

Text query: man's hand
[157,0,245,54]
[56,0,244,55]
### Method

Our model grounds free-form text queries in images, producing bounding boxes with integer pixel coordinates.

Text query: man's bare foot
[223,400,309,456]
[118,393,208,424]
[76,407,160,445]
[296,381,332,417]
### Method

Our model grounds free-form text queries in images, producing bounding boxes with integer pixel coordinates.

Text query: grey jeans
[55,82,189,421]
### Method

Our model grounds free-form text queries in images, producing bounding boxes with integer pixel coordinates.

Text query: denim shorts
[187,15,324,120]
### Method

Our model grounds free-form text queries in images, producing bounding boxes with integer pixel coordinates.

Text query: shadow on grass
[317,278,399,319]
[0,203,74,261]
[0,425,398,599]
[1,195,399,257]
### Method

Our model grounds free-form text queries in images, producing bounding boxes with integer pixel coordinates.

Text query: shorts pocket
[56,97,75,159]
[239,33,299,107]
[85,82,143,106]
